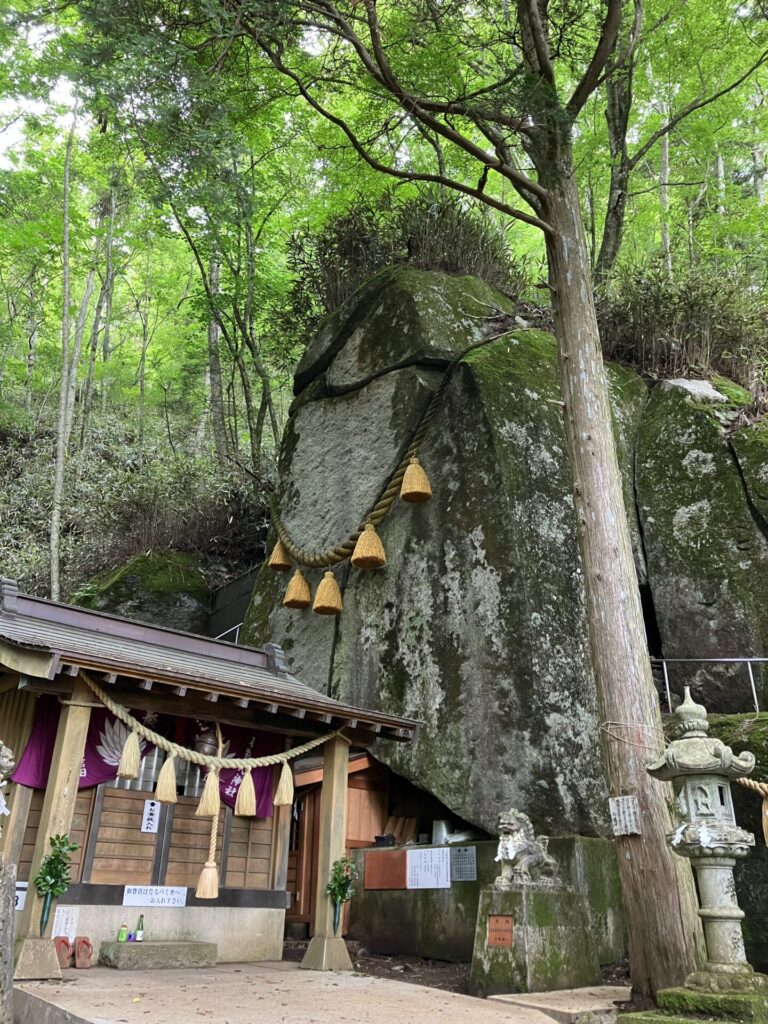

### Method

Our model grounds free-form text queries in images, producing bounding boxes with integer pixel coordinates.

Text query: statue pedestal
[469,884,601,998]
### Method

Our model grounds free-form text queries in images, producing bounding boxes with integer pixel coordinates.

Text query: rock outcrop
[244,268,768,836]
[76,552,211,633]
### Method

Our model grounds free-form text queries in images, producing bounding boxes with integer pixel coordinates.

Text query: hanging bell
[268,539,292,572]
[351,523,387,570]
[400,456,432,503]
[313,571,343,615]
[283,569,311,609]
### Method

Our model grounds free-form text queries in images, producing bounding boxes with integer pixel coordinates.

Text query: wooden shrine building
[0,578,418,977]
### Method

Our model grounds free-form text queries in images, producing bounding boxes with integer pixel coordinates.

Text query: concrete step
[99,939,217,970]
[488,985,631,1023]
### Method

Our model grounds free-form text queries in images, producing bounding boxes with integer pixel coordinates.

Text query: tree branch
[628,49,768,170]
[251,36,554,234]
[567,0,623,116]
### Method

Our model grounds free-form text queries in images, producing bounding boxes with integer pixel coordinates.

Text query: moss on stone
[74,551,210,632]
[658,986,768,1022]
[711,375,753,407]
[77,551,209,605]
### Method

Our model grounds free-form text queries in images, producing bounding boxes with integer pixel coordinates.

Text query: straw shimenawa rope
[735,776,768,845]
[81,671,343,768]
[271,327,516,569]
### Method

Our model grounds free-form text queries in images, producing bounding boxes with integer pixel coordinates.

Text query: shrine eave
[0,580,419,744]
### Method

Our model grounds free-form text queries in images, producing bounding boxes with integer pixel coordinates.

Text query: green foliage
[325,856,359,906]
[33,834,78,898]
[279,189,529,345]
[598,261,768,390]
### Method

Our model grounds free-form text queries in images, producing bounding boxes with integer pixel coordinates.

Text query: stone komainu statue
[494,808,558,889]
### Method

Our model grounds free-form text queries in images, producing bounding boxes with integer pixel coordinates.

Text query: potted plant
[325,855,359,937]
[33,834,78,937]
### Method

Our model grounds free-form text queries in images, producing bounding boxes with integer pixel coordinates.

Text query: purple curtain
[13,696,279,817]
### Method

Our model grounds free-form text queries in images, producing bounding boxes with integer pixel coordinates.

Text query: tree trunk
[50,108,77,601]
[595,49,633,282]
[26,275,38,412]
[660,125,672,273]
[207,258,228,463]
[593,4,638,284]
[540,150,703,996]
[753,146,766,205]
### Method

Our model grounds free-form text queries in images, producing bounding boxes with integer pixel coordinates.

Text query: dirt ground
[284,945,630,997]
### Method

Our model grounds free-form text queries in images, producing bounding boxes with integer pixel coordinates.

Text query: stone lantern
[647,688,758,982]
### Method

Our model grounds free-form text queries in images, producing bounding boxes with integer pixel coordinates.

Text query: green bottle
[135,914,144,942]
[117,923,128,942]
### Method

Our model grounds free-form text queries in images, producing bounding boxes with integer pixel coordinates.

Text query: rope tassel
[284,569,311,609]
[351,523,386,569]
[313,571,342,615]
[155,753,178,803]
[268,539,292,572]
[196,767,221,818]
[117,731,142,780]
[195,816,220,899]
[234,768,256,817]
[400,456,432,503]
[273,761,294,806]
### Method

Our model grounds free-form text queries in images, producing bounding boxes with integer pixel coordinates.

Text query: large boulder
[636,381,768,710]
[244,267,768,835]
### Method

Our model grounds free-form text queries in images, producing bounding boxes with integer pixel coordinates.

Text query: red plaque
[364,849,408,890]
[487,915,514,948]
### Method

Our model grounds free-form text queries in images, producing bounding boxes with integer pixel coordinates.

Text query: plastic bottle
[135,915,144,942]
[117,923,128,942]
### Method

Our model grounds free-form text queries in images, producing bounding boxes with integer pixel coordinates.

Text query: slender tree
[50,106,78,601]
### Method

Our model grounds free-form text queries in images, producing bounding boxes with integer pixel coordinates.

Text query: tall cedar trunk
[540,146,703,995]
[50,110,77,601]
[207,259,228,463]
[25,275,38,411]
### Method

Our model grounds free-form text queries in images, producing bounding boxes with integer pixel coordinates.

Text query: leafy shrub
[277,189,529,344]
[597,261,768,393]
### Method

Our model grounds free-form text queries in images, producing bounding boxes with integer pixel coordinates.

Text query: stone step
[657,986,768,1022]
[99,940,217,970]
[620,1014,696,1024]
[488,985,631,1023]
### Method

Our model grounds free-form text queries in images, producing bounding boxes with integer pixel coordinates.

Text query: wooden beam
[173,686,187,697]
[261,703,278,714]
[63,663,79,677]
[101,673,117,685]
[204,692,219,703]
[15,677,92,955]
[290,708,306,720]
[300,734,352,972]
[233,698,250,710]
[138,680,153,691]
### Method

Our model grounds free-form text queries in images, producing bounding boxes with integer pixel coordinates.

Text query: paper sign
[14,881,27,911]
[123,885,187,907]
[609,795,642,836]
[141,799,161,834]
[450,846,477,882]
[52,905,79,942]
[406,847,451,889]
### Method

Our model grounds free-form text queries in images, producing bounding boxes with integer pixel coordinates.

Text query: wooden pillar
[300,733,351,971]
[14,677,92,979]
[1,783,34,867]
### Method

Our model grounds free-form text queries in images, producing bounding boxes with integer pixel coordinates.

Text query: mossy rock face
[75,552,210,633]
[636,380,768,709]
[731,421,768,524]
